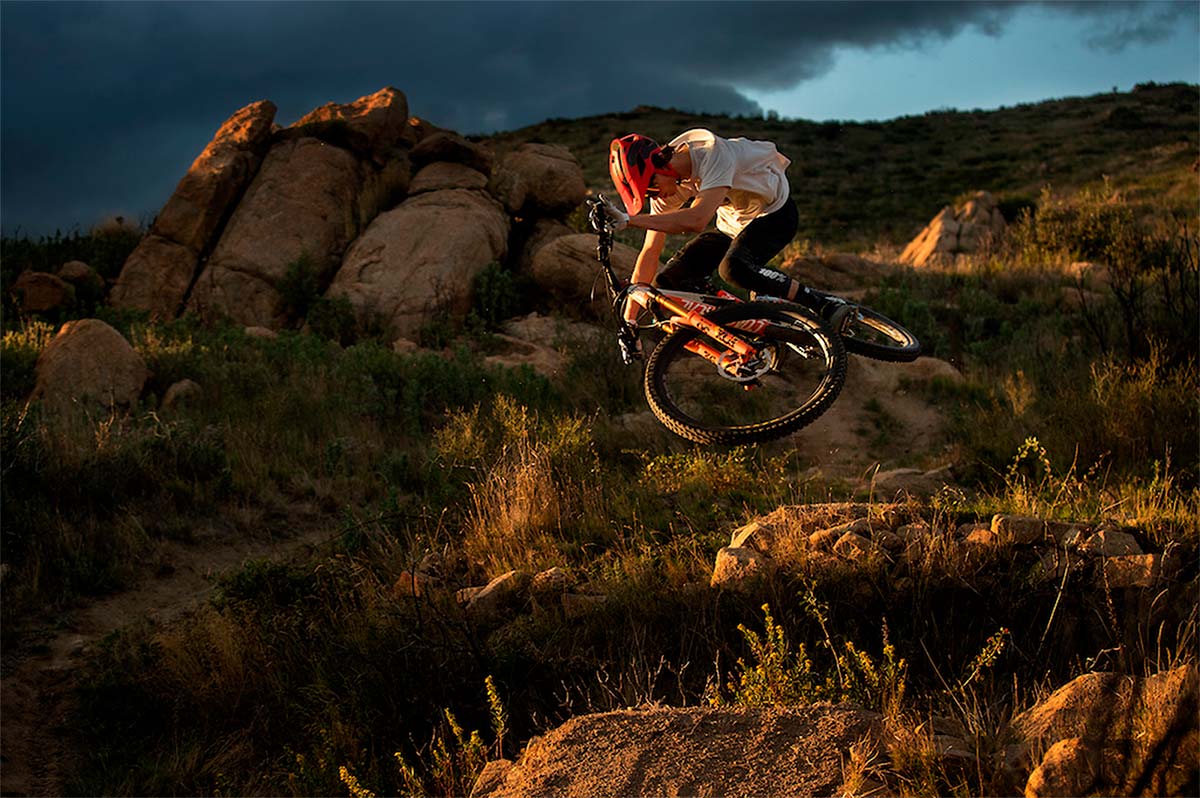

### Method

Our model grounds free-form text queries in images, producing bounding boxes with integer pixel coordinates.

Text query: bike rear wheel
[644,302,847,445]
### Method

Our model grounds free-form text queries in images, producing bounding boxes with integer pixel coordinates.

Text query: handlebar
[587,194,629,311]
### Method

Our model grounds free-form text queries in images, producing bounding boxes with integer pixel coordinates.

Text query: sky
[1,1,1196,237]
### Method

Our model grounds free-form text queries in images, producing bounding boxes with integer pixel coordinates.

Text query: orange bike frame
[626,286,772,367]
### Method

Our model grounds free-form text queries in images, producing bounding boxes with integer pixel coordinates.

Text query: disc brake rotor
[716,345,777,382]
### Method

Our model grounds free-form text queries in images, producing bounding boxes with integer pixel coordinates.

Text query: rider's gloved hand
[601,196,629,231]
[616,322,642,365]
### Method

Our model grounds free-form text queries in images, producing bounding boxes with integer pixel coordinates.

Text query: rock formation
[111,100,277,318]
[900,191,1007,267]
[109,87,589,340]
[31,319,148,411]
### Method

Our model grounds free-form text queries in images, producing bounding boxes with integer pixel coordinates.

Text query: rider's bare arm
[627,187,727,235]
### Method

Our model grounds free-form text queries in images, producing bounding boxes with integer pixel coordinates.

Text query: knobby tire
[643,302,847,446]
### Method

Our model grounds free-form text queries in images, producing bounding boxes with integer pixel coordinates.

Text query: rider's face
[647,172,678,201]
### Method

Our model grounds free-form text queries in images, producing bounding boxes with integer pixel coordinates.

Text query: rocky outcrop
[489,143,586,218]
[326,189,509,340]
[710,504,1189,592]
[900,191,1007,267]
[289,86,413,159]
[108,88,592,339]
[187,137,363,327]
[31,319,148,411]
[529,234,638,310]
[111,100,277,318]
[1015,665,1198,797]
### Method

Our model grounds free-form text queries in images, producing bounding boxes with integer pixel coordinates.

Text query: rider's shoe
[616,324,643,365]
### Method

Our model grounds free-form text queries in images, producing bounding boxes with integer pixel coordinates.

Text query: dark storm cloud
[0,0,1190,234]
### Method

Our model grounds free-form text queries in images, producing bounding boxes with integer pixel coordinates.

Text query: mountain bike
[588,197,849,445]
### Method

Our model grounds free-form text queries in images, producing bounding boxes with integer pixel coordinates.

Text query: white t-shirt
[650,128,791,237]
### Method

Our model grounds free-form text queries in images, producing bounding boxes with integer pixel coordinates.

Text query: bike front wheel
[644,302,847,446]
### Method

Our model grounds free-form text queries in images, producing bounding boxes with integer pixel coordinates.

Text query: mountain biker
[604,129,811,359]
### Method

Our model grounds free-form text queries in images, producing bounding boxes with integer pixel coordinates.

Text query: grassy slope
[487,82,1198,247]
[1,84,1197,798]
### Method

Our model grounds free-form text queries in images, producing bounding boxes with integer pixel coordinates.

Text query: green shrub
[470,262,521,330]
[0,320,55,400]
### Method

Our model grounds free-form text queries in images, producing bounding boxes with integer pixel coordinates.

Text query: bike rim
[654,316,838,433]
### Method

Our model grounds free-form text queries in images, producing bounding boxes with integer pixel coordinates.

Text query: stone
[992,514,1050,545]
[562,592,608,619]
[57,260,104,296]
[964,526,998,547]
[873,529,905,552]
[409,162,490,194]
[392,569,439,599]
[528,233,638,311]
[290,86,409,160]
[244,326,278,339]
[11,271,74,314]
[808,528,842,551]
[32,319,148,411]
[468,759,514,798]
[1098,554,1164,588]
[467,570,532,616]
[900,191,1007,267]
[710,546,775,589]
[162,379,202,413]
[187,137,363,327]
[513,218,575,273]
[489,143,587,218]
[326,188,510,341]
[111,100,276,318]
[410,131,493,175]
[1023,737,1102,798]
[530,567,571,596]
[895,523,931,544]
[1013,665,1198,772]
[865,466,950,497]
[730,521,775,552]
[1078,528,1143,558]
[832,532,872,558]
[110,235,197,319]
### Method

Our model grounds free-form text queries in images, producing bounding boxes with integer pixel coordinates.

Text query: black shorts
[654,199,799,297]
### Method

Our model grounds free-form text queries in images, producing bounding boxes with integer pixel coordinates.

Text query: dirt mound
[473,704,884,798]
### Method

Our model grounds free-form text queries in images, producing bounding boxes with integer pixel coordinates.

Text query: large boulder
[11,271,74,314]
[289,86,411,159]
[110,100,276,318]
[489,143,586,217]
[187,137,363,327]
[900,191,1007,267]
[1013,664,1198,797]
[513,218,575,273]
[529,233,638,311]
[326,189,509,340]
[31,319,148,410]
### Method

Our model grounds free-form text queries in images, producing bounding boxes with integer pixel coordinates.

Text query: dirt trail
[0,518,335,797]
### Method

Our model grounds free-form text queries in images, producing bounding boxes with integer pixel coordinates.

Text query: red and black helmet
[609,133,678,215]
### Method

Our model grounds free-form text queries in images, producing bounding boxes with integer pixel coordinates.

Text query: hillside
[1,83,1197,797]
[488,82,1198,247]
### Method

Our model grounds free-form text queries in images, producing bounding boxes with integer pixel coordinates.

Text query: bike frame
[589,198,772,370]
